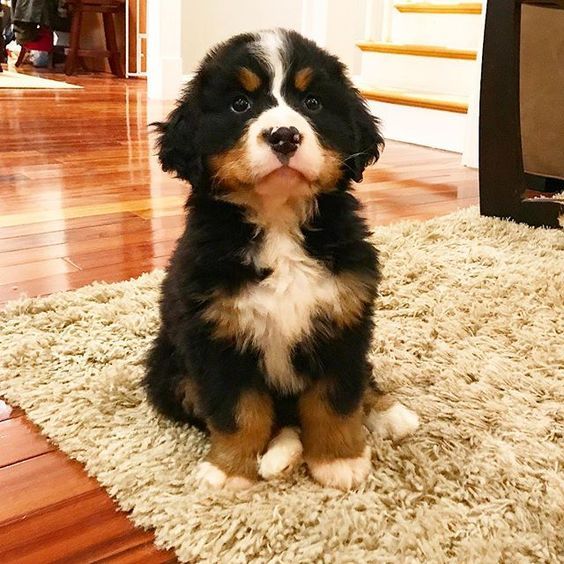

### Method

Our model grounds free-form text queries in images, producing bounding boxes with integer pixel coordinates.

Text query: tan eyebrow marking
[294,67,314,91]
[238,67,261,92]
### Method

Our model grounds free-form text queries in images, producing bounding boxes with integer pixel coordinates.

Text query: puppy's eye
[231,95,251,113]
[303,94,322,112]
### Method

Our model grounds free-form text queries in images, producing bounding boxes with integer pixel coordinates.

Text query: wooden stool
[65,0,125,77]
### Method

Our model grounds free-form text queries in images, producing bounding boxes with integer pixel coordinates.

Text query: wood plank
[356,41,478,60]
[0,214,149,253]
[0,222,180,268]
[0,211,140,240]
[0,451,100,524]
[2,258,80,286]
[0,417,55,468]
[0,196,184,228]
[395,2,483,14]
[359,86,468,113]
[66,238,177,270]
[98,541,177,563]
[0,255,170,303]
[0,489,175,564]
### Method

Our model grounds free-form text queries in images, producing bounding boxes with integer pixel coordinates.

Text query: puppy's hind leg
[143,328,206,430]
[363,382,419,441]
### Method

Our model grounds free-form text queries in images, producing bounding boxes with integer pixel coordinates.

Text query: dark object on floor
[479,0,564,228]
[525,174,564,194]
[13,0,69,44]
[65,0,125,77]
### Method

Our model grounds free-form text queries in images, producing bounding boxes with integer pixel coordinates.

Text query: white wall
[180,0,369,77]
[324,0,367,76]
[181,0,303,75]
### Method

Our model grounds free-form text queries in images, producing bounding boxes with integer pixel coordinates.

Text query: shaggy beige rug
[1,207,563,563]
[0,70,82,89]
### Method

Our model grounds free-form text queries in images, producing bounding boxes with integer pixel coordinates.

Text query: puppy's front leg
[198,389,274,491]
[299,381,370,490]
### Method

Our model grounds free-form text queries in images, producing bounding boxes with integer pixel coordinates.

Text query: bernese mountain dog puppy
[145,29,419,491]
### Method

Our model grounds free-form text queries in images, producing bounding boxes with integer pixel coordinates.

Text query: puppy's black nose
[263,126,302,156]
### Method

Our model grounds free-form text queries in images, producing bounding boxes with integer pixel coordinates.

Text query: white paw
[259,427,303,480]
[365,402,419,441]
[196,461,254,491]
[196,461,227,489]
[308,446,371,490]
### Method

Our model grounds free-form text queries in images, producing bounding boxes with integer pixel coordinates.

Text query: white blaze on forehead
[257,30,286,104]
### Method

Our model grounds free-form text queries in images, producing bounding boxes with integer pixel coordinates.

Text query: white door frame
[146,0,183,100]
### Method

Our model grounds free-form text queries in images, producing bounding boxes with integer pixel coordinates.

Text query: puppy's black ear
[152,88,203,186]
[345,91,384,183]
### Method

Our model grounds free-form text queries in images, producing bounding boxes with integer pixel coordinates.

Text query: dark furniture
[479,0,564,228]
[65,0,125,77]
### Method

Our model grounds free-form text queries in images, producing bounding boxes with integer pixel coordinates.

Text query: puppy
[144,29,419,490]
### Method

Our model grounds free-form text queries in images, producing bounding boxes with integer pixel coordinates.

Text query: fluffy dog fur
[144,29,418,490]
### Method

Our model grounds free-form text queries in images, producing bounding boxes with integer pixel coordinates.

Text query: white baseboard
[367,99,468,153]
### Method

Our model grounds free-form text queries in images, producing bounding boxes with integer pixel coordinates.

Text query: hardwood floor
[0,71,478,563]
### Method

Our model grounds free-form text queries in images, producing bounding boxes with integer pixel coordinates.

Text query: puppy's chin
[254,166,311,199]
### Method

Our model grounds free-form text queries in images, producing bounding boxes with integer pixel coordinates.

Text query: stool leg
[15,46,27,67]
[65,8,82,76]
[103,11,124,77]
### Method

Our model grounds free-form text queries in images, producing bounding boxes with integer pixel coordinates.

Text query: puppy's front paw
[196,461,254,491]
[365,402,419,441]
[307,446,371,490]
[259,427,303,480]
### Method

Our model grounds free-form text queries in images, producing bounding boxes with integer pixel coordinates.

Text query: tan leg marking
[299,381,370,489]
[199,390,273,489]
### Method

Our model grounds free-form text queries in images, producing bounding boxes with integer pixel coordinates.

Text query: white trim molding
[147,0,183,100]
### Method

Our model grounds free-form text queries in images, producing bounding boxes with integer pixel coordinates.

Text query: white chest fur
[239,228,341,393]
[208,226,342,394]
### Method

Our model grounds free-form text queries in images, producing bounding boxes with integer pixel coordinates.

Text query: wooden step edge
[356,42,477,60]
[395,2,483,15]
[359,87,469,113]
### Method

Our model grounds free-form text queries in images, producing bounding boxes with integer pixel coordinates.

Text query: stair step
[390,4,483,50]
[395,2,483,15]
[358,44,476,97]
[357,41,477,60]
[359,86,469,114]
[363,88,468,153]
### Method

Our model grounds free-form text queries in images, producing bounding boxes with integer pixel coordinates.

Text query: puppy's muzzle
[263,126,302,162]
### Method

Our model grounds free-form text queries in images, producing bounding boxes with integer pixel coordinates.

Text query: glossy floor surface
[0,71,478,563]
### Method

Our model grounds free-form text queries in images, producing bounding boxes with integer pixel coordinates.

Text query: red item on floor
[24,26,54,52]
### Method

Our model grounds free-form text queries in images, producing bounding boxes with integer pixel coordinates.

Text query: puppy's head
[155,30,383,200]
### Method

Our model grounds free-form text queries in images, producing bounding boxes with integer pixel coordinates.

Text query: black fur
[144,30,383,436]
